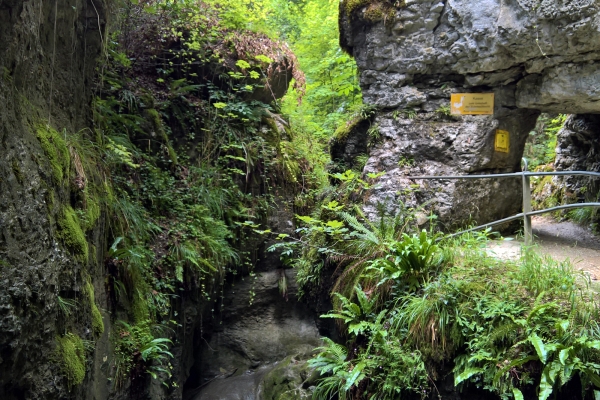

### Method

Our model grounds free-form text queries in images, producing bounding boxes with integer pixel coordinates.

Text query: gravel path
[485,216,600,280]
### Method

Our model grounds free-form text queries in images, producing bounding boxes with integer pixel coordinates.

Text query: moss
[56,332,86,388]
[85,280,104,336]
[36,125,70,183]
[333,116,363,142]
[344,0,397,23]
[57,205,89,262]
[145,108,178,165]
[262,355,315,399]
[44,189,56,216]
[131,270,151,323]
[166,144,179,165]
[80,191,100,231]
[11,159,23,184]
[132,291,150,323]
[145,108,163,133]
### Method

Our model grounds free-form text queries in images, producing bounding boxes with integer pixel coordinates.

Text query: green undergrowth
[92,0,327,391]
[303,218,600,399]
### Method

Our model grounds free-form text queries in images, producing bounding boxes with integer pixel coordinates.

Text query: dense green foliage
[297,205,600,399]
[524,114,568,169]
[81,0,329,390]
[276,0,363,138]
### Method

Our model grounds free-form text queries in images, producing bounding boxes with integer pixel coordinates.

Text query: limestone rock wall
[338,0,600,228]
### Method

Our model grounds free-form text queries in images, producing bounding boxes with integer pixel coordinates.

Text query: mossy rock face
[36,125,70,183]
[80,192,100,231]
[57,205,88,262]
[85,280,104,335]
[260,355,317,400]
[55,332,86,388]
[329,116,372,174]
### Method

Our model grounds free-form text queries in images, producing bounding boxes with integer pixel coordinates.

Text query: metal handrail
[407,171,600,180]
[407,158,600,245]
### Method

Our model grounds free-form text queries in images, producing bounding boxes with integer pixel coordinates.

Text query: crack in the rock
[432,0,448,34]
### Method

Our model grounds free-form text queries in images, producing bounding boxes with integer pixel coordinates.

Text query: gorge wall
[336,0,600,228]
[0,0,109,398]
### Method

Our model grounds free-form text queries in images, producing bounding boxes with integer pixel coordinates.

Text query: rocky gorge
[1,0,600,399]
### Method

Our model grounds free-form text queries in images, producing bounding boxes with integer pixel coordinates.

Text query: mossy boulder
[329,115,372,174]
[260,355,318,400]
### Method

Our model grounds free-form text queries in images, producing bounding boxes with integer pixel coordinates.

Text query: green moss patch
[36,125,70,183]
[85,280,104,335]
[343,0,397,22]
[57,205,89,262]
[79,192,101,231]
[333,117,363,143]
[56,332,86,388]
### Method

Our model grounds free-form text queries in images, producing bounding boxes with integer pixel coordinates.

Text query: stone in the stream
[191,355,315,400]
[336,0,600,228]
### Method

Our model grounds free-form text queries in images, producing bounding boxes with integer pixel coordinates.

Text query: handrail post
[522,158,532,245]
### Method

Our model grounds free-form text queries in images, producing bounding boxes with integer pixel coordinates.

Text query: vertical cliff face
[337,0,600,228]
[0,0,107,398]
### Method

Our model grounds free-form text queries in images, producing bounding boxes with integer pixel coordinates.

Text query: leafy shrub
[309,228,600,400]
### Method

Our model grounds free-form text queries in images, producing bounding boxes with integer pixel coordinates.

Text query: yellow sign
[450,93,495,115]
[495,129,510,153]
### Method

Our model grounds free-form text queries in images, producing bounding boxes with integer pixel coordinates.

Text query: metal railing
[408,158,600,245]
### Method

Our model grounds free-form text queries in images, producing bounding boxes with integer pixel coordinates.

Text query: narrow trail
[486,216,600,279]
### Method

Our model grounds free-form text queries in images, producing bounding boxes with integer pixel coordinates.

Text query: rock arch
[335,0,600,229]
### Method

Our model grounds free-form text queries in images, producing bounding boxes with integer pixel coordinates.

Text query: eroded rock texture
[0,1,108,399]
[554,114,600,201]
[337,0,600,227]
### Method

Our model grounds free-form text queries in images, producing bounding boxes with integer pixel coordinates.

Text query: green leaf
[558,348,570,365]
[255,54,273,64]
[454,367,484,386]
[344,362,365,390]
[594,390,600,400]
[529,333,547,363]
[586,370,600,387]
[513,388,524,400]
[539,365,554,400]
[235,59,251,69]
[326,220,344,229]
[213,102,227,109]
